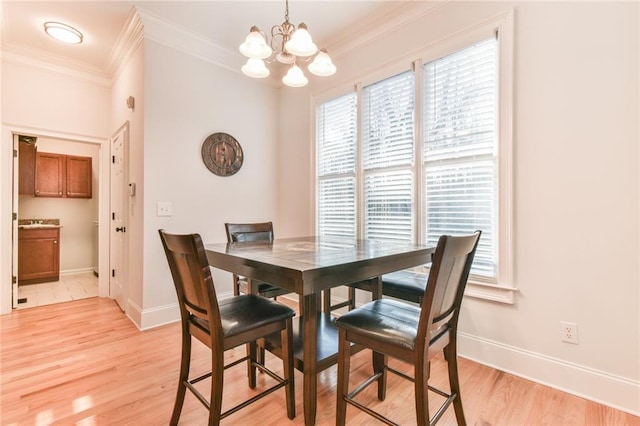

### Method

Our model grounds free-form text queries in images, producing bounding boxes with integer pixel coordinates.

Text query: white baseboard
[60,267,94,276]
[304,293,640,415]
[125,298,142,329]
[122,292,640,416]
[458,332,640,416]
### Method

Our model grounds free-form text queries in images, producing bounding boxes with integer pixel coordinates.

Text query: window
[315,15,514,302]
[317,93,357,238]
[423,38,497,279]
[363,71,415,242]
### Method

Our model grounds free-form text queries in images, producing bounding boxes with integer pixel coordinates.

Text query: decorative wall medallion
[201,132,244,176]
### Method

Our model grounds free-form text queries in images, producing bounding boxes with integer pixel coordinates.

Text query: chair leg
[348,286,356,310]
[323,289,332,313]
[336,328,351,426]
[170,330,192,426]
[445,342,467,426]
[282,318,296,419]
[373,351,387,401]
[414,357,430,426]
[247,342,257,389]
[208,350,225,426]
[233,276,241,296]
[258,346,266,369]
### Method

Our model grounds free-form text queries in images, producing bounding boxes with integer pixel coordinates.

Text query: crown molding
[108,7,144,82]
[325,1,450,59]
[134,7,283,87]
[0,48,111,87]
[0,2,451,90]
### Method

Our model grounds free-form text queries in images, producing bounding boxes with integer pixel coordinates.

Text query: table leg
[247,278,259,381]
[302,292,319,425]
[370,276,387,399]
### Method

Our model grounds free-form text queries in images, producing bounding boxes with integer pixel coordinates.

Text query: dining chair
[335,231,481,425]
[323,247,437,314]
[323,268,428,314]
[159,229,296,425]
[225,222,292,299]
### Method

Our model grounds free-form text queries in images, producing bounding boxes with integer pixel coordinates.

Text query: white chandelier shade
[308,50,336,77]
[282,64,308,87]
[239,27,273,59]
[241,58,270,78]
[284,23,317,57]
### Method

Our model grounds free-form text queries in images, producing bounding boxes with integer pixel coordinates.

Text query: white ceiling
[1,1,410,78]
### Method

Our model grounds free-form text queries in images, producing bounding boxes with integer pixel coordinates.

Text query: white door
[11,135,19,308]
[110,123,129,311]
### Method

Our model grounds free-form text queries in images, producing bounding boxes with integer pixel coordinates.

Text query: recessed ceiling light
[44,21,83,44]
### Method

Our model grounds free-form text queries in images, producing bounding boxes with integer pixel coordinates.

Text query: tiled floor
[17,272,98,309]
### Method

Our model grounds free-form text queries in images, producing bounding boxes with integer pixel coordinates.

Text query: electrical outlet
[561,321,578,344]
[156,202,173,217]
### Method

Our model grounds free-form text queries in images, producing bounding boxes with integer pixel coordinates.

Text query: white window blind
[362,71,415,241]
[423,37,498,279]
[317,93,358,238]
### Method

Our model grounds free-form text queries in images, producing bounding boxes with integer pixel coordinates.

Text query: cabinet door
[18,141,36,195]
[35,152,64,197]
[66,155,92,198]
[18,229,60,284]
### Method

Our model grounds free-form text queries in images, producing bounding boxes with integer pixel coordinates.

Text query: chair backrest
[417,231,481,346]
[225,222,274,243]
[159,230,223,342]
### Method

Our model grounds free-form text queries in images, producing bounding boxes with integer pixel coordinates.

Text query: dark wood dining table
[205,236,434,425]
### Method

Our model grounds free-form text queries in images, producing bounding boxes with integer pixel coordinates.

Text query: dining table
[205,235,434,425]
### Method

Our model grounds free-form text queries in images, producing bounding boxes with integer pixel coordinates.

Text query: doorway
[4,127,110,313]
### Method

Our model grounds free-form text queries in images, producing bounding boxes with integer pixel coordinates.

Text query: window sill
[465,280,516,304]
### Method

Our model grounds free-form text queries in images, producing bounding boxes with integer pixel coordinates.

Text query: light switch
[157,202,173,217]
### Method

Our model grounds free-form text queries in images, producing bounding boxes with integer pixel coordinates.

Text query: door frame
[0,125,110,314]
[109,121,130,312]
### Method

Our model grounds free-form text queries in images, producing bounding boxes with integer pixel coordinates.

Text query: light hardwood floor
[1,297,638,425]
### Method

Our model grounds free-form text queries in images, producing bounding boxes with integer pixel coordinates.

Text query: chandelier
[238,0,336,87]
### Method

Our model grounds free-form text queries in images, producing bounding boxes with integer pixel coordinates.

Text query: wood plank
[1,297,638,425]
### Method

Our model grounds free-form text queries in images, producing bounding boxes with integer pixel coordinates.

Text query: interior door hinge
[112,269,115,277]
[12,276,16,284]
[13,149,18,158]
[112,155,115,163]
[13,212,17,220]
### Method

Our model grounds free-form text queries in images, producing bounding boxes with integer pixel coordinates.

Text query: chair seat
[201,295,296,338]
[237,278,291,297]
[381,270,427,303]
[335,299,419,351]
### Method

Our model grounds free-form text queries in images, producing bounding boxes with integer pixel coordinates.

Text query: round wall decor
[201,132,244,176]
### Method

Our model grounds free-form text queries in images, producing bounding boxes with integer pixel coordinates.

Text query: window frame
[312,11,515,303]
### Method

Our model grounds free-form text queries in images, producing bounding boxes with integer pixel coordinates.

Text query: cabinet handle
[54,240,58,244]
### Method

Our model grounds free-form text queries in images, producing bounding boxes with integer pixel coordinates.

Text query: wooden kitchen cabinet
[34,152,92,199]
[66,155,92,198]
[18,227,60,284]
[19,141,36,195]
[35,152,65,197]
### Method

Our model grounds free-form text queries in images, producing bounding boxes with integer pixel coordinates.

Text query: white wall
[19,137,99,272]
[278,1,639,414]
[0,60,110,314]
[137,39,280,329]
